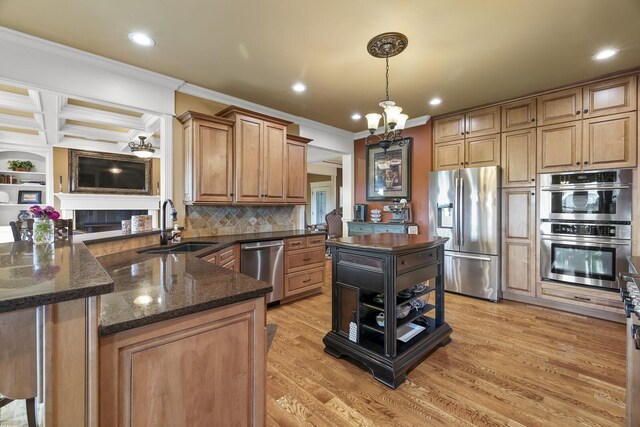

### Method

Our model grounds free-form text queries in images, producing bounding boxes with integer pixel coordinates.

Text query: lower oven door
[540,235,630,289]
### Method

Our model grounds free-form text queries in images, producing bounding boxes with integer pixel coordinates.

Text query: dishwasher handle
[241,240,284,250]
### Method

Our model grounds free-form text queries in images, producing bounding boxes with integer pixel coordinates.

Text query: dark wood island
[323,234,452,388]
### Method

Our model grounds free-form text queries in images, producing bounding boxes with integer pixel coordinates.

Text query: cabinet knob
[575,110,581,115]
[230,193,234,196]
[460,162,464,165]
[531,192,534,196]
[465,131,470,134]
[584,161,589,165]
[465,161,469,165]
[531,118,536,122]
[531,178,535,182]
[575,162,580,165]
[460,132,464,135]
[583,108,589,114]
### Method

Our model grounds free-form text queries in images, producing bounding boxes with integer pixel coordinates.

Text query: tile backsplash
[185,205,296,236]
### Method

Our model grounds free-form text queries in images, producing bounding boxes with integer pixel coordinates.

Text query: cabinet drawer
[218,246,235,263]
[284,267,324,297]
[306,235,326,248]
[537,282,623,313]
[373,225,406,234]
[397,249,438,275]
[285,238,306,251]
[203,252,218,264]
[348,224,374,236]
[285,248,325,273]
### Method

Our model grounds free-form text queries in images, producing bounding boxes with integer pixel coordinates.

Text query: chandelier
[129,135,155,158]
[364,32,409,152]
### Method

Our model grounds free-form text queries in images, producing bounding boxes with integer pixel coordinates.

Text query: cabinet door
[501,129,536,187]
[285,140,307,203]
[537,121,582,173]
[465,106,501,137]
[465,134,500,168]
[433,140,464,171]
[583,112,637,170]
[194,119,233,203]
[235,115,263,203]
[262,122,286,202]
[501,98,537,131]
[582,75,637,118]
[502,189,535,296]
[433,114,465,143]
[537,88,583,125]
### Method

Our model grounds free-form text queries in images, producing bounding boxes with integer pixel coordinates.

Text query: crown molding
[178,82,354,140]
[352,115,431,140]
[0,27,184,91]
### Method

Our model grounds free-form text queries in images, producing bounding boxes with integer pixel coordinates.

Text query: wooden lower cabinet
[283,236,325,301]
[501,128,536,187]
[99,297,266,427]
[536,282,622,313]
[501,189,536,296]
[202,244,240,272]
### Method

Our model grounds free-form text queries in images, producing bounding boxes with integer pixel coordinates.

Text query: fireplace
[75,210,147,233]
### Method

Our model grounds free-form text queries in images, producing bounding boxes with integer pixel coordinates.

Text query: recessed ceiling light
[593,48,618,60]
[128,32,155,47]
[292,82,307,93]
[429,97,442,106]
[351,113,362,120]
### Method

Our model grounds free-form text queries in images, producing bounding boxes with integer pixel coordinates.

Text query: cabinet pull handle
[460,162,464,165]
[401,261,406,265]
[575,110,581,115]
[291,242,301,246]
[530,178,535,182]
[303,257,311,261]
[465,131,470,134]
[575,161,580,165]
[531,118,536,122]
[584,161,589,165]
[531,192,535,196]
[583,108,589,114]
[573,296,591,302]
[460,132,464,135]
[303,278,311,283]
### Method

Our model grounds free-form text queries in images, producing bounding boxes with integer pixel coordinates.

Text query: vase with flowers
[29,205,60,244]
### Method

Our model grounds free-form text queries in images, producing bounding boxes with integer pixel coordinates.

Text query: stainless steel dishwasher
[240,240,284,303]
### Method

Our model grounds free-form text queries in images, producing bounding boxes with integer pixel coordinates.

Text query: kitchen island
[323,234,451,388]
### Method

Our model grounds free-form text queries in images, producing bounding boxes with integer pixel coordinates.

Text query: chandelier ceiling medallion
[129,135,155,158]
[364,32,409,152]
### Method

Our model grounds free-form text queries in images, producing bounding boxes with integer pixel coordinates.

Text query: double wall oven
[539,169,632,289]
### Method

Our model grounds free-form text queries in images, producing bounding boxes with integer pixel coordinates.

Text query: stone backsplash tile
[185,205,296,236]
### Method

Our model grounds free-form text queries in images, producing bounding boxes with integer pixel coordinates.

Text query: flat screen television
[69,149,152,195]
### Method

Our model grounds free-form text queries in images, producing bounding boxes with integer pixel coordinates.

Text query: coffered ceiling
[1,0,639,132]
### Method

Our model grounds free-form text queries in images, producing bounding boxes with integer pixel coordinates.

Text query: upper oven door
[539,186,631,222]
[540,235,630,289]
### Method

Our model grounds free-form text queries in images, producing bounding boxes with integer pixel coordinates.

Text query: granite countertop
[0,241,114,313]
[347,221,417,226]
[327,234,448,253]
[97,229,323,336]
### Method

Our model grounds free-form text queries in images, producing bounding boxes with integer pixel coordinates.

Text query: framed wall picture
[366,137,412,201]
[18,190,42,204]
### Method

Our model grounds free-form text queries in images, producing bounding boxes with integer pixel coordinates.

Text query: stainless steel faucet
[160,199,177,245]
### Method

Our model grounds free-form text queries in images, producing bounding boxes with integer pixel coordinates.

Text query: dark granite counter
[326,233,448,253]
[97,229,323,335]
[0,241,114,313]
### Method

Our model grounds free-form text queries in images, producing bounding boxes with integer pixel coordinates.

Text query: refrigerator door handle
[459,178,464,246]
[454,177,460,247]
[446,252,492,262]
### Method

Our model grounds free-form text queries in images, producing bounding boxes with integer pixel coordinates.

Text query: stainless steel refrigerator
[428,166,501,301]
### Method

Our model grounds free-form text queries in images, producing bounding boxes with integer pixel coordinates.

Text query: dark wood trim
[216,105,293,126]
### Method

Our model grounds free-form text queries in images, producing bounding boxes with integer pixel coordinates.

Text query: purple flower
[29,205,61,220]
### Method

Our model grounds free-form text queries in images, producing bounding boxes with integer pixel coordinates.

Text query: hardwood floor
[266,260,626,426]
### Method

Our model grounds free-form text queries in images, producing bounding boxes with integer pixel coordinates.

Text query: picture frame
[366,137,412,201]
[18,190,42,204]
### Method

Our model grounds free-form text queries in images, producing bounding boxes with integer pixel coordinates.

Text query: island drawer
[285,247,325,273]
[397,249,438,275]
[285,238,307,251]
[284,267,324,297]
[397,265,438,291]
[337,252,384,271]
[336,266,383,292]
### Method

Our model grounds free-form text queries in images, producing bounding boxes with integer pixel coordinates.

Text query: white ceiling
[0,1,639,132]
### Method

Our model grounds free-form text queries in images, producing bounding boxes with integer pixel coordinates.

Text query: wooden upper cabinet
[433,140,464,171]
[465,106,501,137]
[501,98,536,131]
[583,112,637,170]
[537,121,582,173]
[582,75,637,119]
[465,134,500,168]
[178,111,234,204]
[217,106,293,204]
[501,128,536,187]
[286,135,311,204]
[433,114,465,144]
[537,88,582,126]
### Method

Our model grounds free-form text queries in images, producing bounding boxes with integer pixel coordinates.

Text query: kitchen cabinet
[283,235,325,301]
[433,135,499,171]
[538,112,636,173]
[202,244,240,272]
[537,88,582,126]
[100,297,266,427]
[433,139,464,170]
[433,107,500,144]
[178,111,234,204]
[501,128,536,187]
[501,189,536,296]
[286,134,311,204]
[536,281,622,313]
[217,106,292,204]
[582,75,637,119]
[501,98,537,131]
[347,222,415,236]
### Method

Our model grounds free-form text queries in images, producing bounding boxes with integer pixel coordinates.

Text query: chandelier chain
[385,55,390,101]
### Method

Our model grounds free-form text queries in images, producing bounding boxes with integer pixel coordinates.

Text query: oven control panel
[551,171,618,185]
[551,223,617,237]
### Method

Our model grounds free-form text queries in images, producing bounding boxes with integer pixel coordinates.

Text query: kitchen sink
[138,242,218,254]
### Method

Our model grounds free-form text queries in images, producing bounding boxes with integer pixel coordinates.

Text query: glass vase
[33,217,55,245]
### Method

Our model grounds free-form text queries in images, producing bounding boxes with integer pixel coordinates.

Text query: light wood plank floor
[266,260,626,426]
